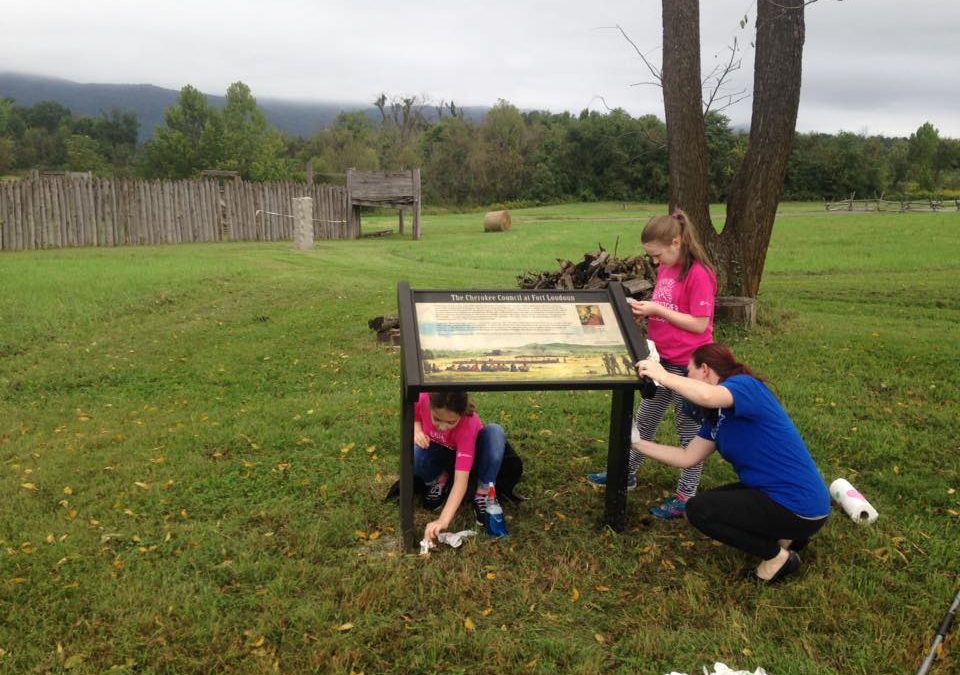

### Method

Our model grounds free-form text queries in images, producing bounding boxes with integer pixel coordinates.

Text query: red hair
[692,343,764,383]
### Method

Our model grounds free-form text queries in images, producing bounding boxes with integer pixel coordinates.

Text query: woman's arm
[636,358,734,409]
[631,302,710,334]
[424,469,470,542]
[634,435,716,469]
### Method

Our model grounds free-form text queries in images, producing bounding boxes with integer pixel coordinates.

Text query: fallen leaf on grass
[486,572,497,580]
[464,617,476,632]
[571,587,580,603]
[63,653,87,669]
[134,481,149,490]
[594,633,606,644]
[63,486,73,495]
[481,607,493,616]
[595,585,611,592]
[20,483,38,492]
[337,623,354,633]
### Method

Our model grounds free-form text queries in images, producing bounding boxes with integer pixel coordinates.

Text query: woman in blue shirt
[635,343,830,584]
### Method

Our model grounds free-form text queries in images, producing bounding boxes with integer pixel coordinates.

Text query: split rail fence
[0,177,356,252]
[825,197,960,212]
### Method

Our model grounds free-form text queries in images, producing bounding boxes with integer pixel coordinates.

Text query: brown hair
[428,391,476,416]
[692,343,766,384]
[641,209,714,281]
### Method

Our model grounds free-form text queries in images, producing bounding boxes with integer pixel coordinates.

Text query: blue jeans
[413,423,506,489]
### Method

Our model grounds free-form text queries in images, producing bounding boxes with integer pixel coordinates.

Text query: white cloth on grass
[666,663,768,675]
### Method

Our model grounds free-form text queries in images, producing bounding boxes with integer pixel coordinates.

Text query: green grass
[1,203,958,674]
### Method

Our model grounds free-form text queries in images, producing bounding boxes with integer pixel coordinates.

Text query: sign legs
[400,399,416,552]
[604,388,635,531]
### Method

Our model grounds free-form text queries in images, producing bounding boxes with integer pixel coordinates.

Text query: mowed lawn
[1,203,958,674]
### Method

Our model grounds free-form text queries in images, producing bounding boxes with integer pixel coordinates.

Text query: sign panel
[411,289,641,386]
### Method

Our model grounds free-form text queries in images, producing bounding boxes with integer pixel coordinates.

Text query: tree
[65,134,106,172]
[661,0,807,298]
[142,85,224,178]
[0,98,14,174]
[907,122,940,193]
[220,81,293,181]
[303,111,380,176]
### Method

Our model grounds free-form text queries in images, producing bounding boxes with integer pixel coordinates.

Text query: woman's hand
[636,357,668,383]
[414,429,430,448]
[424,517,449,543]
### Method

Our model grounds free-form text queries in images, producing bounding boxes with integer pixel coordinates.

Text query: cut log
[483,210,512,232]
[715,296,757,327]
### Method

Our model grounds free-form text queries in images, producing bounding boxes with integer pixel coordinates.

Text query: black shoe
[422,480,446,511]
[472,499,486,528]
[741,551,801,585]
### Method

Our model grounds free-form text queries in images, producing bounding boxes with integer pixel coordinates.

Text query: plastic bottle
[485,483,508,538]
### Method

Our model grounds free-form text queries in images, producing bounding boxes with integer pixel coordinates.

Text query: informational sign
[395,282,646,550]
[407,289,643,388]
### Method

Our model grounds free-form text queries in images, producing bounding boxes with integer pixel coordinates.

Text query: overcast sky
[4,0,959,138]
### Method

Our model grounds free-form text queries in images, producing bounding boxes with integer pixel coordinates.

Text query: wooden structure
[0,177,356,251]
[346,169,422,240]
[715,296,757,328]
[825,197,960,212]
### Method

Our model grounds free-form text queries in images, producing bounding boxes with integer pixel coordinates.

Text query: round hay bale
[483,210,512,232]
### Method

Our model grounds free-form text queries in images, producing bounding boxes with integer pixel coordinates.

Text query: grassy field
[1,203,958,674]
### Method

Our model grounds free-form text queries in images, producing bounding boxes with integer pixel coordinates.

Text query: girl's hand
[414,429,430,448]
[631,300,660,318]
[636,358,668,383]
[424,517,449,543]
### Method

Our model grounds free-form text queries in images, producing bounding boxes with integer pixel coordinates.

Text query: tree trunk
[718,0,806,297]
[662,0,712,233]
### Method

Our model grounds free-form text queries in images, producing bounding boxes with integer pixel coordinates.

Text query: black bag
[384,439,525,505]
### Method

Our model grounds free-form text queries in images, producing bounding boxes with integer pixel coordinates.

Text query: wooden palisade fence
[0,176,356,251]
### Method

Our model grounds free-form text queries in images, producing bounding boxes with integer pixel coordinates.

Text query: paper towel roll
[829,478,879,524]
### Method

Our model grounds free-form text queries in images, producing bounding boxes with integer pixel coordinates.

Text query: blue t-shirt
[697,375,830,518]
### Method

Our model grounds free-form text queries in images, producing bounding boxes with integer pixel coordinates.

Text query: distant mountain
[0,72,488,142]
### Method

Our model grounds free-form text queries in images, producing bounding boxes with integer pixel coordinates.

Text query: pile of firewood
[516,245,656,299]
[368,314,400,346]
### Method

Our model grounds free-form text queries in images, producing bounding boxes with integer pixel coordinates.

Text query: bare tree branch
[604,24,662,85]
[610,23,747,114]
[703,36,748,115]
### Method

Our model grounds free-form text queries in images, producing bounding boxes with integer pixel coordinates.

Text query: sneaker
[423,480,446,511]
[586,471,637,491]
[472,496,486,527]
[650,496,687,520]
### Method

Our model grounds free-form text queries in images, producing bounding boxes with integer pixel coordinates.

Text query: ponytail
[641,209,714,281]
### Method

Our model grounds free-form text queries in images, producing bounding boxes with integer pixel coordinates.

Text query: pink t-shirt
[415,393,484,472]
[647,260,717,365]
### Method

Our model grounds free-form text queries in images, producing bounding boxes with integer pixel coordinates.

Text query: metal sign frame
[397,281,649,551]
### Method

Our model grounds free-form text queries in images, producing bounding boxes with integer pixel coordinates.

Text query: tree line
[2,82,958,204]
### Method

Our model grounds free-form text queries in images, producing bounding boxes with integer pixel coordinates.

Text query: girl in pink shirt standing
[587,210,717,518]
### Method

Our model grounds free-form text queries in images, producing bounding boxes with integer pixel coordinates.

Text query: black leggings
[686,482,828,560]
